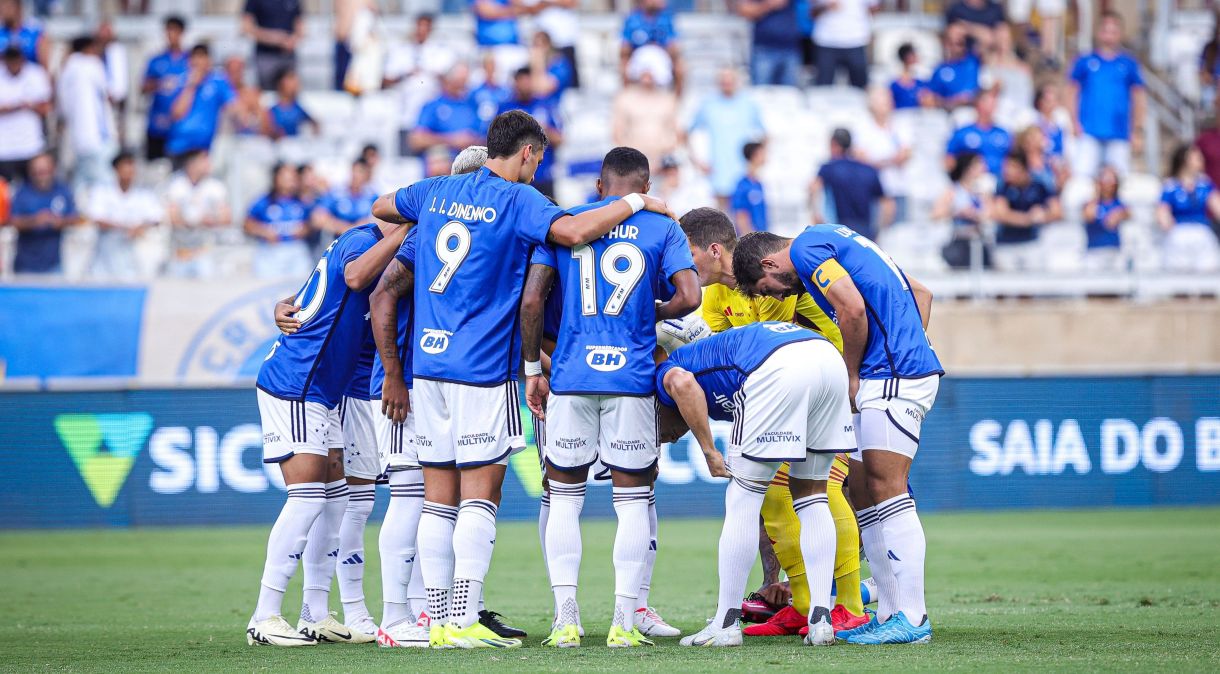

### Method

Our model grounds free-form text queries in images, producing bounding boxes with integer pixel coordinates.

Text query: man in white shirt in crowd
[164,148,231,279]
[0,46,50,182]
[88,150,164,280]
[813,0,878,88]
[58,35,116,191]
[381,14,454,156]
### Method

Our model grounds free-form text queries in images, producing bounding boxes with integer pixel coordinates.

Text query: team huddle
[245,109,944,650]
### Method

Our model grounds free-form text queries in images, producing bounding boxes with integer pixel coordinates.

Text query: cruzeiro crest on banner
[54,413,154,508]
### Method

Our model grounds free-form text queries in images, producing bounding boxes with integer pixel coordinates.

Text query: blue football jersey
[532,197,694,396]
[369,228,417,398]
[790,224,943,380]
[393,167,564,385]
[257,223,383,407]
[655,322,822,421]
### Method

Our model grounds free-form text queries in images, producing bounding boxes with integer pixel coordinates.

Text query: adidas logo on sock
[887,550,901,562]
[341,553,364,565]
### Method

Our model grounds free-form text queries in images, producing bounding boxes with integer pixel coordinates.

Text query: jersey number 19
[573,242,645,317]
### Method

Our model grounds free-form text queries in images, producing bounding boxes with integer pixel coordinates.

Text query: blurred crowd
[1,0,1219,280]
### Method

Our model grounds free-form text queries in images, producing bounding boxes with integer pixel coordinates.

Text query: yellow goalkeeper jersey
[700,283,843,352]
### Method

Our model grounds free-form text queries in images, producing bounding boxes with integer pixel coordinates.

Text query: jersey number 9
[430,220,472,293]
[573,242,646,317]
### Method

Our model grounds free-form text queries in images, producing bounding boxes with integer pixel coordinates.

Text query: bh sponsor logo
[586,346,627,372]
[420,329,452,355]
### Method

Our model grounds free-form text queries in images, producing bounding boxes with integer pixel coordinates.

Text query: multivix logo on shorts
[54,413,153,508]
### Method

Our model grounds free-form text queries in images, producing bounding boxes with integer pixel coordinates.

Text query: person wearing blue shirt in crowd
[245,162,314,279]
[472,0,522,48]
[1157,144,1220,272]
[890,43,930,109]
[1034,84,1066,160]
[1082,166,1128,272]
[497,67,563,198]
[142,15,189,160]
[8,153,81,274]
[689,68,764,209]
[470,55,510,133]
[167,45,235,163]
[410,63,483,156]
[1069,12,1145,177]
[268,68,317,138]
[731,142,769,234]
[736,0,802,87]
[928,24,980,109]
[621,0,683,91]
[0,0,45,66]
[945,89,1010,175]
[531,31,575,106]
[992,152,1061,271]
[812,128,892,239]
[314,157,379,237]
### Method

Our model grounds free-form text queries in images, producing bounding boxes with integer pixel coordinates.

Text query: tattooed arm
[520,262,555,418]
[370,258,414,422]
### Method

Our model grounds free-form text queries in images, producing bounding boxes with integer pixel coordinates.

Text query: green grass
[2,508,1219,672]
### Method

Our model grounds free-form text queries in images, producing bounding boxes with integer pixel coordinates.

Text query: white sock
[408,557,426,622]
[612,485,650,631]
[379,471,423,629]
[794,493,836,627]
[254,482,326,622]
[451,499,498,628]
[300,479,346,623]
[712,477,768,629]
[419,501,457,624]
[538,490,551,584]
[857,505,900,623]
[337,483,376,624]
[877,493,927,623]
[637,490,657,610]
[546,481,585,625]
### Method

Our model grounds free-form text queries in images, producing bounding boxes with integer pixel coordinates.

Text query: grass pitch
[3,508,1219,672]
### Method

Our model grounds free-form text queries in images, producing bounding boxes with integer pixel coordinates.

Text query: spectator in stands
[383,14,451,156]
[946,88,1011,176]
[812,0,876,89]
[0,0,46,67]
[245,162,313,279]
[424,145,453,178]
[890,43,930,109]
[471,54,510,132]
[731,141,769,234]
[810,128,892,238]
[621,0,683,92]
[410,63,483,156]
[1082,166,1128,272]
[167,45,236,164]
[988,24,1033,125]
[88,151,164,280]
[737,0,802,87]
[9,153,80,275]
[1008,0,1064,65]
[142,16,189,161]
[313,157,378,237]
[929,23,981,109]
[992,151,1060,271]
[498,66,562,197]
[0,46,50,182]
[226,83,268,136]
[242,0,304,90]
[1034,83,1066,164]
[533,0,580,89]
[689,67,764,210]
[1200,16,1220,110]
[1157,144,1220,273]
[59,35,116,191]
[1068,11,1145,177]
[267,69,317,139]
[164,149,230,279]
[612,47,681,172]
[223,53,247,90]
[933,151,992,269]
[1195,110,1220,189]
[97,19,129,145]
[944,0,1004,55]
[333,0,379,92]
[653,154,710,219]
[1015,125,1065,194]
[473,0,525,58]
[530,31,574,104]
[856,86,912,220]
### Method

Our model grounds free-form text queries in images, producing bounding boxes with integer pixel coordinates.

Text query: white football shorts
[369,398,419,472]
[412,378,525,468]
[337,396,381,480]
[727,339,856,482]
[852,374,940,460]
[257,389,332,463]
[543,394,659,474]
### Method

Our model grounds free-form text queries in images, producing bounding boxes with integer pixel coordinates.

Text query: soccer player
[369,110,673,649]
[519,146,700,648]
[247,216,409,647]
[732,225,943,644]
[659,321,854,647]
[680,207,869,636]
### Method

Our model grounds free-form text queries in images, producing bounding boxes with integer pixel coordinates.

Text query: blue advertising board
[2,376,1218,529]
